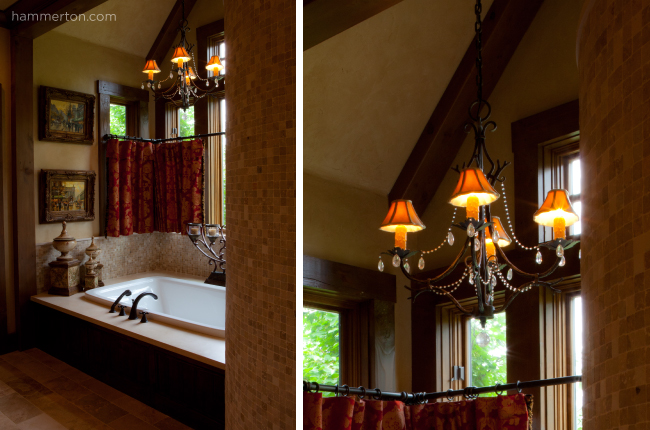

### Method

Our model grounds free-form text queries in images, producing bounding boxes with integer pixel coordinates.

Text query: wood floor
[0,348,193,430]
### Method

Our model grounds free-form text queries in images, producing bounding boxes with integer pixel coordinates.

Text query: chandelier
[140,0,224,111]
[377,0,579,328]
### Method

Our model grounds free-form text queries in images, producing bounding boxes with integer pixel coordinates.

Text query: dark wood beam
[388,0,545,215]
[304,0,403,51]
[11,34,35,350]
[0,83,6,348]
[4,0,108,39]
[303,255,396,303]
[147,0,198,65]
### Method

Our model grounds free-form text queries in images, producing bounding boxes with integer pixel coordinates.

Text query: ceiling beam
[2,0,108,38]
[304,0,404,51]
[388,0,545,215]
[147,0,198,65]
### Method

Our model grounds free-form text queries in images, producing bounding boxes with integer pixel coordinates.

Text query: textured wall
[578,1,650,428]
[36,232,219,293]
[224,1,296,429]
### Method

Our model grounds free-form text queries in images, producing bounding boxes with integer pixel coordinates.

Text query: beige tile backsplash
[36,233,222,293]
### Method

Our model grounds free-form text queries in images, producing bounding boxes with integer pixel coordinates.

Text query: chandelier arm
[410,286,474,315]
[400,238,470,285]
[493,242,562,279]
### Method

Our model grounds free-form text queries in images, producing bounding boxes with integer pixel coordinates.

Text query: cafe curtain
[303,392,532,430]
[106,139,155,237]
[153,139,205,233]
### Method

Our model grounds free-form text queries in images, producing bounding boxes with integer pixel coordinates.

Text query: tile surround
[36,233,222,294]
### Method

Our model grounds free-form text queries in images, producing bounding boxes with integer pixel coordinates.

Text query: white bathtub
[84,276,225,337]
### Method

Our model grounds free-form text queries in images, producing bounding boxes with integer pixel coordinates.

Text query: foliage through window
[109,104,126,135]
[469,313,506,395]
[303,307,340,397]
[566,155,581,236]
[179,105,195,137]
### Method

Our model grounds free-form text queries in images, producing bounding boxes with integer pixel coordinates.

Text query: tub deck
[31,271,225,370]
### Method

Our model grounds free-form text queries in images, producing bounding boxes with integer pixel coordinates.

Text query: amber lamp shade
[142,59,161,81]
[449,168,500,207]
[485,216,511,247]
[206,56,224,72]
[533,189,579,227]
[171,46,191,64]
[188,67,197,79]
[380,200,425,249]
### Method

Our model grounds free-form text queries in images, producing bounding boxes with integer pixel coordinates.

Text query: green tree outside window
[303,308,340,397]
[109,104,126,135]
[179,106,195,137]
[470,313,507,395]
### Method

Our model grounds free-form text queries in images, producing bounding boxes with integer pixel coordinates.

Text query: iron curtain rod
[303,375,582,403]
[102,132,226,144]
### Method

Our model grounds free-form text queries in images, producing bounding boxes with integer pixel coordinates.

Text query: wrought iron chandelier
[377,0,580,327]
[140,0,224,111]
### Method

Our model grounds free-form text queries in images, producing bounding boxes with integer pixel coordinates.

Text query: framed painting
[39,86,95,144]
[40,170,96,224]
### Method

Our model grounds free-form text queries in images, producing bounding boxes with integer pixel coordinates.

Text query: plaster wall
[32,31,151,244]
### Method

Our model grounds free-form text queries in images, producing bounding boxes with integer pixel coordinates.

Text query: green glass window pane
[179,105,195,137]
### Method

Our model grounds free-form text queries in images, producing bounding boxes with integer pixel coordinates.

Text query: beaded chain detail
[500,183,539,251]
[420,208,458,255]
[427,267,469,296]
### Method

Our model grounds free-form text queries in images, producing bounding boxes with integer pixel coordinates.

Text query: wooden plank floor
[0,349,193,430]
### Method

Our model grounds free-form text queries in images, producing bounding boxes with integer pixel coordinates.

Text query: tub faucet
[128,292,158,320]
[109,290,132,313]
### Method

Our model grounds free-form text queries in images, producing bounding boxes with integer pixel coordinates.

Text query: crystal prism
[469,274,474,285]
[378,258,384,272]
[141,84,144,89]
[536,250,542,264]
[493,229,500,243]
[404,261,411,274]
[491,275,497,287]
[392,254,400,267]
[556,244,564,257]
[418,257,425,270]
[579,249,581,259]
[476,332,490,347]
[474,238,481,252]
[559,256,566,267]
[467,224,475,237]
[507,268,513,280]
[448,231,455,246]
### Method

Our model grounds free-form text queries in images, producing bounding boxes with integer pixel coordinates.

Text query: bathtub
[84,276,225,337]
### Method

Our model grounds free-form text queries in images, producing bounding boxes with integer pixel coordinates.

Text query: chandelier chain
[427,268,469,295]
[499,183,539,251]
[420,208,457,255]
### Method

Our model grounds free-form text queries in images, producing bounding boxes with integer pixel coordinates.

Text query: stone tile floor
[0,349,193,430]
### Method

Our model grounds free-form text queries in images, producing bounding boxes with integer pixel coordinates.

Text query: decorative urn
[52,221,77,261]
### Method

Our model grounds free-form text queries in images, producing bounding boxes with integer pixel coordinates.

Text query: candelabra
[187,223,226,286]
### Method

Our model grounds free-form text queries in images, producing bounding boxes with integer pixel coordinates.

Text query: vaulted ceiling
[304,0,494,196]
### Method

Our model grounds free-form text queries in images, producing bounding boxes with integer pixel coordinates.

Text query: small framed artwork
[39,86,95,144]
[40,170,96,224]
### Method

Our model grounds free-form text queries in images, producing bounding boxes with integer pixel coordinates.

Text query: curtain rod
[102,132,226,144]
[303,375,582,403]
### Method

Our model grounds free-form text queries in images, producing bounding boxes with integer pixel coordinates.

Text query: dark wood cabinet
[34,303,225,429]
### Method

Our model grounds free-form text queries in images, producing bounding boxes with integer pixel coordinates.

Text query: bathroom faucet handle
[139,311,150,323]
[117,305,127,316]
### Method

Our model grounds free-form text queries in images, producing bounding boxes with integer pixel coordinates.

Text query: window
[303,307,340,396]
[179,105,195,137]
[469,313,507,394]
[109,104,126,135]
[570,296,583,430]
[564,155,581,236]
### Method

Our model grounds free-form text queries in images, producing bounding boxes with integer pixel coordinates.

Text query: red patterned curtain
[106,139,155,237]
[304,393,530,430]
[153,139,204,233]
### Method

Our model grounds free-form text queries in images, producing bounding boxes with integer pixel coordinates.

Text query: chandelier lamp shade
[140,0,224,111]
[377,0,579,327]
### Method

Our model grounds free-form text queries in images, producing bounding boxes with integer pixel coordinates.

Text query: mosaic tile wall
[36,233,219,294]
[225,0,296,428]
[578,1,650,428]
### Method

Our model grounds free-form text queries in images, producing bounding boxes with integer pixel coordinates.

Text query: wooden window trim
[97,80,149,236]
[303,255,396,389]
